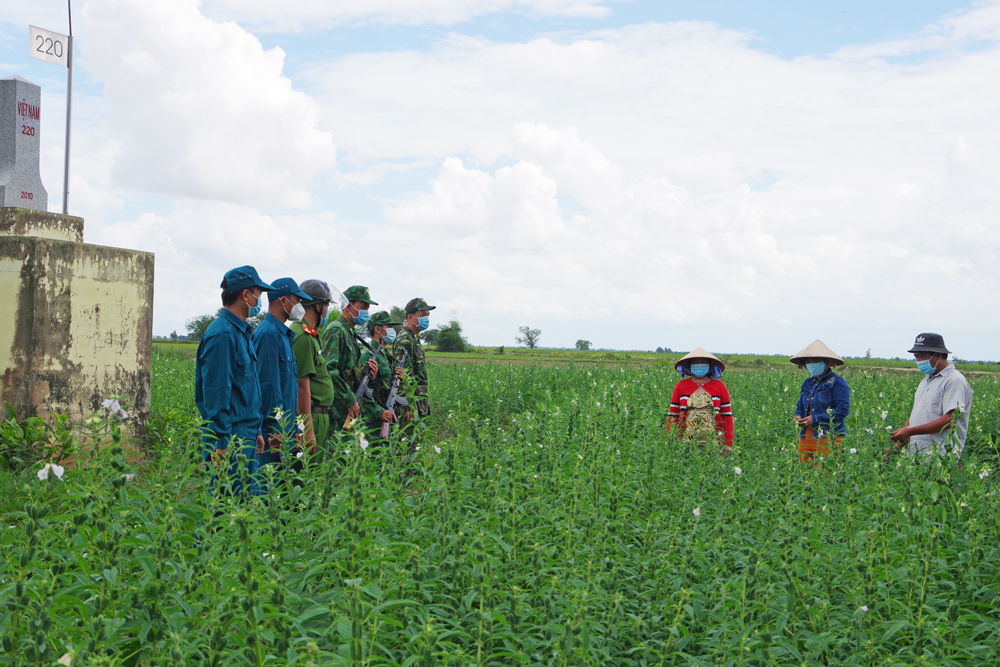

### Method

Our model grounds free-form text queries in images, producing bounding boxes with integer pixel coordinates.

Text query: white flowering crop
[37,463,65,481]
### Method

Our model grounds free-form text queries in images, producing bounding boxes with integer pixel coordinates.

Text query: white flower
[578,454,584,460]
[274,409,284,422]
[37,463,65,481]
[57,652,73,666]
[734,467,742,475]
[415,446,420,451]
[980,470,989,480]
[692,507,701,517]
[881,411,888,420]
[860,605,869,612]
[961,502,968,507]
[124,473,135,482]
[101,398,115,409]
[359,435,369,451]
[850,448,857,454]
[344,449,351,456]
[434,446,441,454]
[783,387,788,392]
[296,451,303,459]
[865,428,874,435]
[296,416,306,433]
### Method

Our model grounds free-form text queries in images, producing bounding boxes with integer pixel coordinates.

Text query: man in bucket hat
[195,265,273,497]
[890,333,972,458]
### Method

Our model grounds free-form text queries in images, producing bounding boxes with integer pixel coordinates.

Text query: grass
[2,350,999,665]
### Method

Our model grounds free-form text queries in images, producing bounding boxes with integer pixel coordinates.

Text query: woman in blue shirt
[790,340,850,462]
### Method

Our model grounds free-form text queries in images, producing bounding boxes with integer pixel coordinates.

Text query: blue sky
[3,0,1000,360]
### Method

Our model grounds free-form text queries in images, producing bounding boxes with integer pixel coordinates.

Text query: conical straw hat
[789,339,843,366]
[674,347,725,371]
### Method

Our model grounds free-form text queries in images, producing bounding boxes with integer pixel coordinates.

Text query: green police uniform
[393,298,436,421]
[291,321,335,454]
[321,285,378,431]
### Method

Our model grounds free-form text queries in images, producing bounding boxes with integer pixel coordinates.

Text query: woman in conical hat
[790,340,851,462]
[666,347,734,454]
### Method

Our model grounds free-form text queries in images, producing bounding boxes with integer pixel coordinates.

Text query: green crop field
[2,349,1000,665]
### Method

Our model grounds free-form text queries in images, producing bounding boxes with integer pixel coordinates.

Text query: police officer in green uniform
[393,298,435,438]
[291,279,337,455]
[321,285,379,433]
[359,311,404,438]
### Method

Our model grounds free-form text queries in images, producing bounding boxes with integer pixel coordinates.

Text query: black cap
[908,333,951,355]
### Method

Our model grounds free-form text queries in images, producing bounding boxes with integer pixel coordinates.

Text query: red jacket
[665,378,734,447]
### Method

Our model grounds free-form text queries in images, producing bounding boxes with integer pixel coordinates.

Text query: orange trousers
[798,427,842,463]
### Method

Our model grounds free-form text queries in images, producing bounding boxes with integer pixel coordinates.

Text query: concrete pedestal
[0,207,153,427]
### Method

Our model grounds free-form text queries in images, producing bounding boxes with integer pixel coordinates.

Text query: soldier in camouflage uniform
[359,311,404,438]
[321,285,379,433]
[393,298,436,435]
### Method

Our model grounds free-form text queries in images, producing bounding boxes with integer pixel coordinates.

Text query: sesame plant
[1,350,999,665]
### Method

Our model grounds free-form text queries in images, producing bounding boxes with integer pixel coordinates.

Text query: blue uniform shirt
[794,370,851,437]
[195,308,263,458]
[252,313,299,459]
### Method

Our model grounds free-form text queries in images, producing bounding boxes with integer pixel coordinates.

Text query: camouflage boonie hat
[342,285,378,305]
[369,311,402,328]
[405,297,436,314]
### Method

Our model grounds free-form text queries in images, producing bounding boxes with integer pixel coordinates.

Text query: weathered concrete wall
[0,208,153,428]
[0,207,82,243]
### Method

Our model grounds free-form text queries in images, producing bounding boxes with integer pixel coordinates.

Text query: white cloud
[79,0,335,207]
[311,16,1000,354]
[201,0,615,32]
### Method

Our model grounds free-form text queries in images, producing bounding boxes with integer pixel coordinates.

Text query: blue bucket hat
[221,265,274,292]
[268,277,309,301]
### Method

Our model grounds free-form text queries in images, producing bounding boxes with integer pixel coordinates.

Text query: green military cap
[369,311,402,328]
[342,285,378,305]
[405,297,436,314]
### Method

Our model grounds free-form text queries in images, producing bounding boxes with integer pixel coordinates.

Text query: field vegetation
[1,347,999,665]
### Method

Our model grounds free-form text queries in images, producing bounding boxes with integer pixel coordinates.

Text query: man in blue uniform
[195,265,274,497]
[252,277,309,489]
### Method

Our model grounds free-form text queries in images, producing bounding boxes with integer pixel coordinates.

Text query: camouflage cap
[221,265,274,292]
[369,311,402,328]
[342,285,378,305]
[404,297,436,315]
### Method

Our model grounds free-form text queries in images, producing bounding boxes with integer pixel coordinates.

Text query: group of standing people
[194,265,435,494]
[665,333,973,461]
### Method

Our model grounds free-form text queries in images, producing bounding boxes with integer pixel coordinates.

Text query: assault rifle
[354,339,384,403]
[380,350,409,438]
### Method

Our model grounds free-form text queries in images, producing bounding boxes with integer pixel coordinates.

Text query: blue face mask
[417,316,430,331]
[317,305,329,328]
[353,307,370,327]
[246,292,262,318]
[690,363,710,378]
[383,328,397,344]
[917,358,935,375]
[805,362,826,377]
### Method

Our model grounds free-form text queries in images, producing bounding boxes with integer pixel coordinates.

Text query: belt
[311,403,334,415]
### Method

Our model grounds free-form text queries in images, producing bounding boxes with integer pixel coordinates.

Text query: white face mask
[284,299,306,322]
[383,327,397,344]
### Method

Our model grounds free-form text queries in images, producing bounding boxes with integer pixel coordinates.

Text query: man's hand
[794,415,813,427]
[268,433,283,451]
[348,402,361,419]
[890,427,910,444]
[394,366,405,379]
[255,435,266,455]
[381,409,396,423]
[405,410,413,422]
[367,358,378,380]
